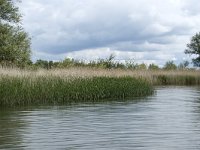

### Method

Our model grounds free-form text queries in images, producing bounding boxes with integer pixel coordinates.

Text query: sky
[18,0,200,66]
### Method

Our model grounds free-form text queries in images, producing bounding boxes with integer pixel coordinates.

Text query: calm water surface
[1,87,200,150]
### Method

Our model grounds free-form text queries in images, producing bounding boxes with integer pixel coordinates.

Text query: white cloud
[19,0,200,65]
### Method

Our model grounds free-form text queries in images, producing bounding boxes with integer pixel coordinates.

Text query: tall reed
[0,75,153,107]
[1,67,200,107]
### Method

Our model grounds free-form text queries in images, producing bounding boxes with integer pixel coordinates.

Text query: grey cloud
[19,0,200,65]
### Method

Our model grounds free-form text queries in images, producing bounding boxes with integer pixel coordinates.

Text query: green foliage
[0,0,31,68]
[138,63,147,70]
[192,57,200,67]
[178,61,189,70]
[61,58,74,67]
[34,59,50,69]
[31,58,191,72]
[148,63,159,70]
[163,61,177,70]
[56,58,86,68]
[0,0,21,23]
[125,59,138,69]
[0,24,31,67]
[185,32,200,67]
[87,54,116,69]
[0,76,153,107]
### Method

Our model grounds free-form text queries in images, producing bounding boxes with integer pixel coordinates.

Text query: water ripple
[0,86,200,150]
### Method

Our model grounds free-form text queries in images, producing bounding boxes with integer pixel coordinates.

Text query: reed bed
[0,68,200,107]
[1,67,200,85]
[0,75,153,107]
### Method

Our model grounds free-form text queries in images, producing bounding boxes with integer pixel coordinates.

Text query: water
[1,87,200,150]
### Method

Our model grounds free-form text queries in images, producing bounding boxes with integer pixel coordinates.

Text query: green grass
[0,76,153,107]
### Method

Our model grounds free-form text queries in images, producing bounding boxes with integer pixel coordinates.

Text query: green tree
[125,59,138,69]
[148,63,159,70]
[138,63,147,70]
[163,61,177,70]
[34,60,58,69]
[185,32,200,67]
[34,59,49,69]
[0,0,31,68]
[59,58,75,68]
[178,60,189,70]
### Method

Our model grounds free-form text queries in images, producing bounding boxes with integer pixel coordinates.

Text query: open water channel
[0,86,200,150]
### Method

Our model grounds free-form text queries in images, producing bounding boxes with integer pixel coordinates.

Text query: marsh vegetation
[0,68,154,107]
[1,67,200,107]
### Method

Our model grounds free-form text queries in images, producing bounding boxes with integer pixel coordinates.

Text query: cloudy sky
[19,0,200,66]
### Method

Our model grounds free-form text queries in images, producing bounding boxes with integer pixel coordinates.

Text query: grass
[0,67,200,107]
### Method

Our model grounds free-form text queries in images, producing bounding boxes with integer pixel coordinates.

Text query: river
[0,86,200,150]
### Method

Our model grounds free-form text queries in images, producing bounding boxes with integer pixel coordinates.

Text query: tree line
[30,56,190,71]
[0,0,200,69]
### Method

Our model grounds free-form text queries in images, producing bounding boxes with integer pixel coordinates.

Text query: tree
[0,0,21,23]
[34,59,49,69]
[163,61,177,70]
[178,60,189,70]
[0,0,31,67]
[138,63,147,70]
[60,58,75,68]
[185,32,200,67]
[148,63,159,70]
[125,59,138,69]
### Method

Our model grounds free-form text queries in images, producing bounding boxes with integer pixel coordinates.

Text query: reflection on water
[0,87,200,150]
[0,111,26,149]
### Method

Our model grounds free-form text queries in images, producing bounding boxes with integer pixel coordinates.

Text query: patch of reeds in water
[0,75,153,107]
[1,68,200,107]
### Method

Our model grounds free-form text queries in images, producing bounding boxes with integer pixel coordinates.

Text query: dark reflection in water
[0,110,26,150]
[1,87,200,150]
